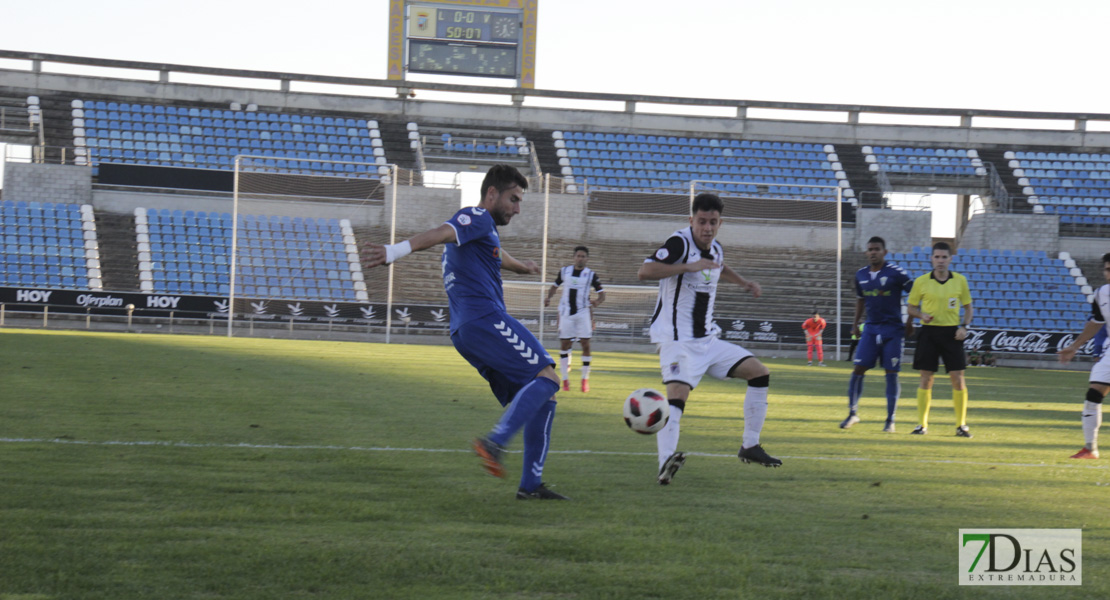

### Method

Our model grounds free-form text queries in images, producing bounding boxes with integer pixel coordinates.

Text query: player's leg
[1075,385,1106,458]
[911,328,940,434]
[806,338,814,365]
[517,364,565,498]
[1075,357,1110,458]
[714,343,781,467]
[656,341,700,485]
[558,337,573,391]
[880,331,906,432]
[843,332,879,428]
[657,381,692,485]
[940,332,971,437]
[459,314,560,487]
[578,314,593,392]
[949,369,970,437]
[816,340,825,366]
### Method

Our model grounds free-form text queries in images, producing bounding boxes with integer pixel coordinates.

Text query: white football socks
[1083,400,1102,450]
[743,386,769,449]
[656,404,683,469]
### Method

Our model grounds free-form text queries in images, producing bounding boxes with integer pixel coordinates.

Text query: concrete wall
[854,208,933,252]
[1060,237,1110,261]
[3,162,92,206]
[960,212,1059,252]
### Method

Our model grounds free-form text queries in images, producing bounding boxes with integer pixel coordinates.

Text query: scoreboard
[387,0,538,87]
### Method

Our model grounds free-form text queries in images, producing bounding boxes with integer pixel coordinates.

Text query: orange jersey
[802,317,827,339]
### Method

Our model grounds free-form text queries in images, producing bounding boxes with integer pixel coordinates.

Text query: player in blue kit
[361,165,567,500]
[839,236,914,433]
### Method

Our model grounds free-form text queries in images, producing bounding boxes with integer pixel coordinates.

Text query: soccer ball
[623,388,670,434]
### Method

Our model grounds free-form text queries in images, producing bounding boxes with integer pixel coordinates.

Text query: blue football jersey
[442,206,505,332]
[855,261,913,327]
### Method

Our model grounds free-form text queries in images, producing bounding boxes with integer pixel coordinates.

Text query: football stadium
[1,2,1108,597]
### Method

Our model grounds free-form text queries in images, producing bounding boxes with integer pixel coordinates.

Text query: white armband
[384,240,412,264]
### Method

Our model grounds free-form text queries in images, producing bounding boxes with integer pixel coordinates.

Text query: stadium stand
[420,125,531,165]
[552,131,853,201]
[864,146,985,176]
[892,247,1090,332]
[134,207,368,302]
[1009,150,1110,233]
[0,201,102,290]
[74,100,389,177]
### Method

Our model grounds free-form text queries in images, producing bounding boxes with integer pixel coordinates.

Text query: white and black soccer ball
[623,388,669,434]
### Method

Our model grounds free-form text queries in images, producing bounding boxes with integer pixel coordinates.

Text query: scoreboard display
[387,0,538,87]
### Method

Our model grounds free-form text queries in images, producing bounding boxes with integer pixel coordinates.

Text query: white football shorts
[1090,352,1110,385]
[657,336,754,389]
[558,311,593,340]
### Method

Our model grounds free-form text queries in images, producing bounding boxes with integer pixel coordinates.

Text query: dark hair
[574,245,589,255]
[480,164,528,200]
[932,241,951,254]
[867,236,886,249]
[691,192,724,216]
[1102,252,1110,265]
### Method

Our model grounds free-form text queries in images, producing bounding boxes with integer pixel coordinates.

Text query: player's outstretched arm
[1059,319,1104,363]
[720,265,761,299]
[638,258,718,281]
[360,223,456,269]
[500,248,540,275]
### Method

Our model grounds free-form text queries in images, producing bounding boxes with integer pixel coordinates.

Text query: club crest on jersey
[457,214,471,226]
[880,276,888,286]
[655,248,669,260]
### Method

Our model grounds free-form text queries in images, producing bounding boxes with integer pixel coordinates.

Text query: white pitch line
[2,437,1108,471]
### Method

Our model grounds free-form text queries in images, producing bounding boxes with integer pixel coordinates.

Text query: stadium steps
[0,92,39,145]
[977,149,1031,213]
[95,210,141,292]
[835,145,882,207]
[377,119,421,177]
[522,128,560,177]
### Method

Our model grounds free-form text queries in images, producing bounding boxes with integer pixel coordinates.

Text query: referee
[906,241,974,437]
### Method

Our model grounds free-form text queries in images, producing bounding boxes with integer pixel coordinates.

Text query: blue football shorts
[853,324,906,372]
[451,310,555,406]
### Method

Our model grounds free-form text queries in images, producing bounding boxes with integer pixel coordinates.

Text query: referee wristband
[384,240,412,264]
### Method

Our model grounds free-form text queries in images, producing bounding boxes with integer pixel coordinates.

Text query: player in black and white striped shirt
[544,246,606,392]
[638,193,782,485]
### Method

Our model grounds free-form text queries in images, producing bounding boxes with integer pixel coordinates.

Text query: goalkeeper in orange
[802,310,827,366]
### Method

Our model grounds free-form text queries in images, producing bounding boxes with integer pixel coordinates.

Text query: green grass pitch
[0,328,1106,599]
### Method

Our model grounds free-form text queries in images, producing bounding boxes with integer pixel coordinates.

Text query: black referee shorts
[912,325,967,373]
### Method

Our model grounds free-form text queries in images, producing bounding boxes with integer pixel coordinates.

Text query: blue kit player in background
[361,164,567,500]
[840,236,914,433]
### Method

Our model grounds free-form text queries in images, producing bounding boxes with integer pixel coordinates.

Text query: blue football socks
[847,373,865,415]
[885,372,901,422]
[519,399,557,492]
[489,376,560,448]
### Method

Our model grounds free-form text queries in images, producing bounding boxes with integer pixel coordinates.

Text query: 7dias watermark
[959,529,1082,586]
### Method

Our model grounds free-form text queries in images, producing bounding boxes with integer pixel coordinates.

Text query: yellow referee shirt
[908,271,972,326]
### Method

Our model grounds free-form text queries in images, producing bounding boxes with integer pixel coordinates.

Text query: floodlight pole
[228,156,241,337]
